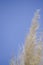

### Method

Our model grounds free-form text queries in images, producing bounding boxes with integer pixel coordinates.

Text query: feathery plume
[20,9,42,65]
[10,9,42,65]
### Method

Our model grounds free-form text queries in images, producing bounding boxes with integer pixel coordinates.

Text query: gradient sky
[0,0,43,65]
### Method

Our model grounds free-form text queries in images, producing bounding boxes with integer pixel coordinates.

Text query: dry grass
[10,9,43,65]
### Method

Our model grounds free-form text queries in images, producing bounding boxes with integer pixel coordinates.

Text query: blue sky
[0,0,43,65]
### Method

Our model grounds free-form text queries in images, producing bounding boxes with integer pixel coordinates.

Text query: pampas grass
[10,9,43,65]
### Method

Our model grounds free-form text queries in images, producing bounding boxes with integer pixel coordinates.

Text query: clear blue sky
[0,0,43,65]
